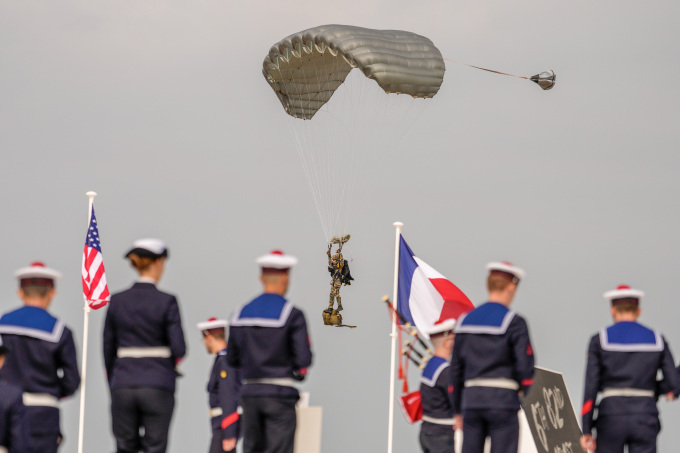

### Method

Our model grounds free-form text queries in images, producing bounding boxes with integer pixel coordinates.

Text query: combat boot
[337,303,343,312]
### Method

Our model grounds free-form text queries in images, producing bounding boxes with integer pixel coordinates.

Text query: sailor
[419,319,456,453]
[103,239,187,453]
[580,285,677,453]
[0,344,32,453]
[0,262,81,453]
[198,317,241,453]
[228,250,313,453]
[450,261,534,453]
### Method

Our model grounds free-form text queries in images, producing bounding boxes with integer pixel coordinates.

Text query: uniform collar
[0,306,64,343]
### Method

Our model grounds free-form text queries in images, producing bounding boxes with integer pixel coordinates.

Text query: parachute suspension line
[275,65,330,242]
[302,57,334,241]
[319,56,341,238]
[349,93,432,224]
[341,72,372,235]
[442,58,529,80]
[332,70,357,236]
[301,59,333,241]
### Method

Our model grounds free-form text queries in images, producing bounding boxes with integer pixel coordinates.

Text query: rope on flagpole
[77,191,96,453]
[387,221,403,453]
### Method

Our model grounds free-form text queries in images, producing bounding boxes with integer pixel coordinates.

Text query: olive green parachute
[262,25,446,120]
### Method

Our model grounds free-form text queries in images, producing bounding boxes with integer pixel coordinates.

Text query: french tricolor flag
[397,235,474,338]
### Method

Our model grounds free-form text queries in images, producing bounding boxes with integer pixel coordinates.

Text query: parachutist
[326,235,353,313]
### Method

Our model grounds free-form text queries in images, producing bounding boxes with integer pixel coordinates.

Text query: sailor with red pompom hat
[450,261,534,453]
[419,318,457,453]
[228,250,312,453]
[198,317,241,453]
[0,261,80,453]
[580,284,677,453]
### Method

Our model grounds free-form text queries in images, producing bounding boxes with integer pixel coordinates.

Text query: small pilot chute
[530,70,556,90]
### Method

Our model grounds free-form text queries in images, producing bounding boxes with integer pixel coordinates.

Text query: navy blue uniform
[0,380,32,453]
[582,321,676,453]
[419,356,454,453]
[228,293,313,453]
[103,282,186,453]
[0,306,80,453]
[207,349,241,453]
[451,302,534,453]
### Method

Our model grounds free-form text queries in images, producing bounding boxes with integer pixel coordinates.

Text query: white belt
[23,393,59,408]
[422,415,455,425]
[117,346,171,358]
[464,378,519,391]
[209,407,223,418]
[242,378,298,388]
[601,388,655,399]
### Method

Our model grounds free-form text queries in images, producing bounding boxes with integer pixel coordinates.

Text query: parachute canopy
[263,24,446,120]
[530,70,556,90]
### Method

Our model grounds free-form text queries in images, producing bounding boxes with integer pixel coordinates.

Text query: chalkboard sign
[520,367,582,453]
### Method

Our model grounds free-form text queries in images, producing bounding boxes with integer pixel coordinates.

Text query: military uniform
[420,356,455,452]
[450,262,533,453]
[198,318,242,453]
[0,346,32,453]
[327,252,344,311]
[581,285,677,453]
[103,239,186,453]
[206,349,241,453]
[0,263,80,453]
[228,250,312,453]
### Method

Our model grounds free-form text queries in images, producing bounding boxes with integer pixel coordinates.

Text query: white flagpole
[387,221,403,453]
[77,190,97,453]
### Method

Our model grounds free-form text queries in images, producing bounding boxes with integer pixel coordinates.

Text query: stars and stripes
[81,206,110,309]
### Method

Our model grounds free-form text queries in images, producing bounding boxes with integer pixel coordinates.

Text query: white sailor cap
[125,238,169,259]
[486,261,525,283]
[604,284,644,306]
[256,250,298,274]
[197,317,228,332]
[428,318,456,337]
[14,262,62,287]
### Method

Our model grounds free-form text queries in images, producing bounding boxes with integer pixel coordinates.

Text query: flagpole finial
[393,222,404,228]
[86,191,97,198]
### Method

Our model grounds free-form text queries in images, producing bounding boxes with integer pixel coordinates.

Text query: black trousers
[595,414,660,453]
[419,427,454,453]
[26,406,61,453]
[462,409,518,453]
[111,388,175,453]
[241,396,297,453]
[209,429,235,453]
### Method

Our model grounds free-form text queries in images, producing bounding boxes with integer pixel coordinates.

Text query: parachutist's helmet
[530,70,556,90]
[332,253,342,261]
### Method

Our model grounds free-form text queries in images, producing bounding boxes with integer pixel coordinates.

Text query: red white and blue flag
[82,206,110,309]
[397,235,474,338]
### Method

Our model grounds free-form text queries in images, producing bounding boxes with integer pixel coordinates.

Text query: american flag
[82,205,110,309]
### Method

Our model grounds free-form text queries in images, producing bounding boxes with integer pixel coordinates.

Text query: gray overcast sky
[2,1,680,452]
